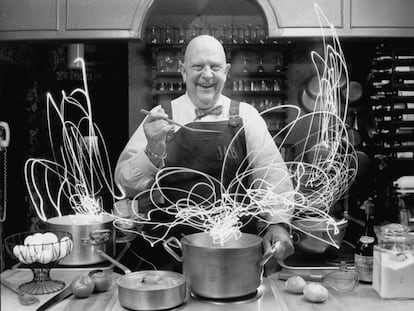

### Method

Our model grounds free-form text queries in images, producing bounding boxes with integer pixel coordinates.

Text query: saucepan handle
[162,236,183,262]
[259,240,282,267]
[96,249,131,274]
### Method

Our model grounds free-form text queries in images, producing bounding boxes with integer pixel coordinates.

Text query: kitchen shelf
[367,42,414,164]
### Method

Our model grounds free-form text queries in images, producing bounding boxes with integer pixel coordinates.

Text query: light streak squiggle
[24,58,125,222]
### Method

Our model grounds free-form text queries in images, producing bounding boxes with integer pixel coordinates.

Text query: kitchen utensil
[291,218,348,255]
[355,150,371,177]
[4,231,73,294]
[96,250,186,311]
[0,276,40,306]
[278,262,359,293]
[47,214,115,265]
[163,232,280,299]
[343,81,363,104]
[140,109,224,134]
[36,285,73,311]
[366,110,378,139]
[306,74,347,99]
[345,125,362,147]
[298,84,324,113]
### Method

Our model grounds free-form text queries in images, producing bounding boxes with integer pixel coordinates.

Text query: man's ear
[179,60,186,82]
[225,63,231,76]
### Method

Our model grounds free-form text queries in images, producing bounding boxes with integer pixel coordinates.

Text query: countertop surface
[1,268,414,311]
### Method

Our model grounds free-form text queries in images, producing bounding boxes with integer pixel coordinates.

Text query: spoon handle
[140,109,223,134]
[278,272,324,282]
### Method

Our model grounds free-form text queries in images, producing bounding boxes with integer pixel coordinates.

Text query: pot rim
[47,214,114,225]
[181,232,262,250]
[117,270,185,291]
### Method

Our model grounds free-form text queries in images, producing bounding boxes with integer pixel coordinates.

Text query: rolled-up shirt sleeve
[241,104,294,224]
[115,119,159,198]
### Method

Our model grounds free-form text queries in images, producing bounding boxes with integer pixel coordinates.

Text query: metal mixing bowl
[291,218,348,255]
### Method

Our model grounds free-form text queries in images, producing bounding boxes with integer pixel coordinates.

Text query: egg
[13,245,24,258]
[36,249,54,264]
[16,246,34,264]
[26,245,38,262]
[57,237,72,260]
[27,233,44,253]
[303,283,329,303]
[42,232,58,244]
[24,235,34,245]
[285,275,306,294]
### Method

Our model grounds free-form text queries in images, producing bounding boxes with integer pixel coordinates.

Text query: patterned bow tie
[194,105,223,120]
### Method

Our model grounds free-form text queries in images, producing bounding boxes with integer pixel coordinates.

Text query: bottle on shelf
[242,58,250,73]
[257,58,265,73]
[354,198,377,283]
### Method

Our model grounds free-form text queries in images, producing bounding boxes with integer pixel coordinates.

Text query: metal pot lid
[298,84,325,113]
[118,270,185,291]
[47,214,114,225]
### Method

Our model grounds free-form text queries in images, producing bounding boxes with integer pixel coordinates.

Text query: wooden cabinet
[2,0,414,41]
[148,40,289,135]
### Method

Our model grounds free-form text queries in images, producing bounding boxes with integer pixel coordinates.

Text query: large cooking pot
[97,250,186,311]
[291,218,348,255]
[47,214,115,265]
[163,232,275,299]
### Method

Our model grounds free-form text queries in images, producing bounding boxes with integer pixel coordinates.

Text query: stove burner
[190,290,262,305]
[324,251,354,266]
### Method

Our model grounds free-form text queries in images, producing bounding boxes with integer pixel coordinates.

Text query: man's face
[180,37,230,109]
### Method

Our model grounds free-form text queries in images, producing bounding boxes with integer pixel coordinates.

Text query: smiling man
[115,35,294,273]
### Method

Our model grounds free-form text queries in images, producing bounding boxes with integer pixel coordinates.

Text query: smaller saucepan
[97,250,186,311]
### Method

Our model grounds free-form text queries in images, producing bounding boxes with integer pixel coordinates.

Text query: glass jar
[372,223,414,299]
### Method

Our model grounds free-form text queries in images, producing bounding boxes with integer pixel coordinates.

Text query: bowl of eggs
[5,231,73,294]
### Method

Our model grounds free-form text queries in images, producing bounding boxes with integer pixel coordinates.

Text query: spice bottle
[354,199,377,283]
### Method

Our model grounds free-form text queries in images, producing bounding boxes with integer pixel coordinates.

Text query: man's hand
[143,108,173,163]
[262,223,294,276]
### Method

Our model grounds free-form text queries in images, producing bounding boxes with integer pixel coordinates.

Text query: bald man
[115,35,294,274]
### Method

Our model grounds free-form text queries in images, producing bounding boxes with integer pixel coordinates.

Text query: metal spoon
[1,277,40,306]
[140,109,224,134]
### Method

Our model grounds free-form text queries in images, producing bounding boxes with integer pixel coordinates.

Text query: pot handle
[96,250,131,274]
[291,230,302,245]
[162,237,183,262]
[81,229,111,245]
[258,240,282,267]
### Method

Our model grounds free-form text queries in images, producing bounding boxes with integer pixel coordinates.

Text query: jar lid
[380,223,409,236]
[378,223,414,246]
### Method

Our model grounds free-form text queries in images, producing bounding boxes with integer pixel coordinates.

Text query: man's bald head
[184,35,227,64]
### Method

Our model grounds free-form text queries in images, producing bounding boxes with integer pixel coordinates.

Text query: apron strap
[229,99,242,127]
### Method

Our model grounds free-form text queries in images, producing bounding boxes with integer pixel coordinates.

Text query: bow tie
[194,105,223,120]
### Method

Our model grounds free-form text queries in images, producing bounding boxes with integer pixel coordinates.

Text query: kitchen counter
[1,268,414,311]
